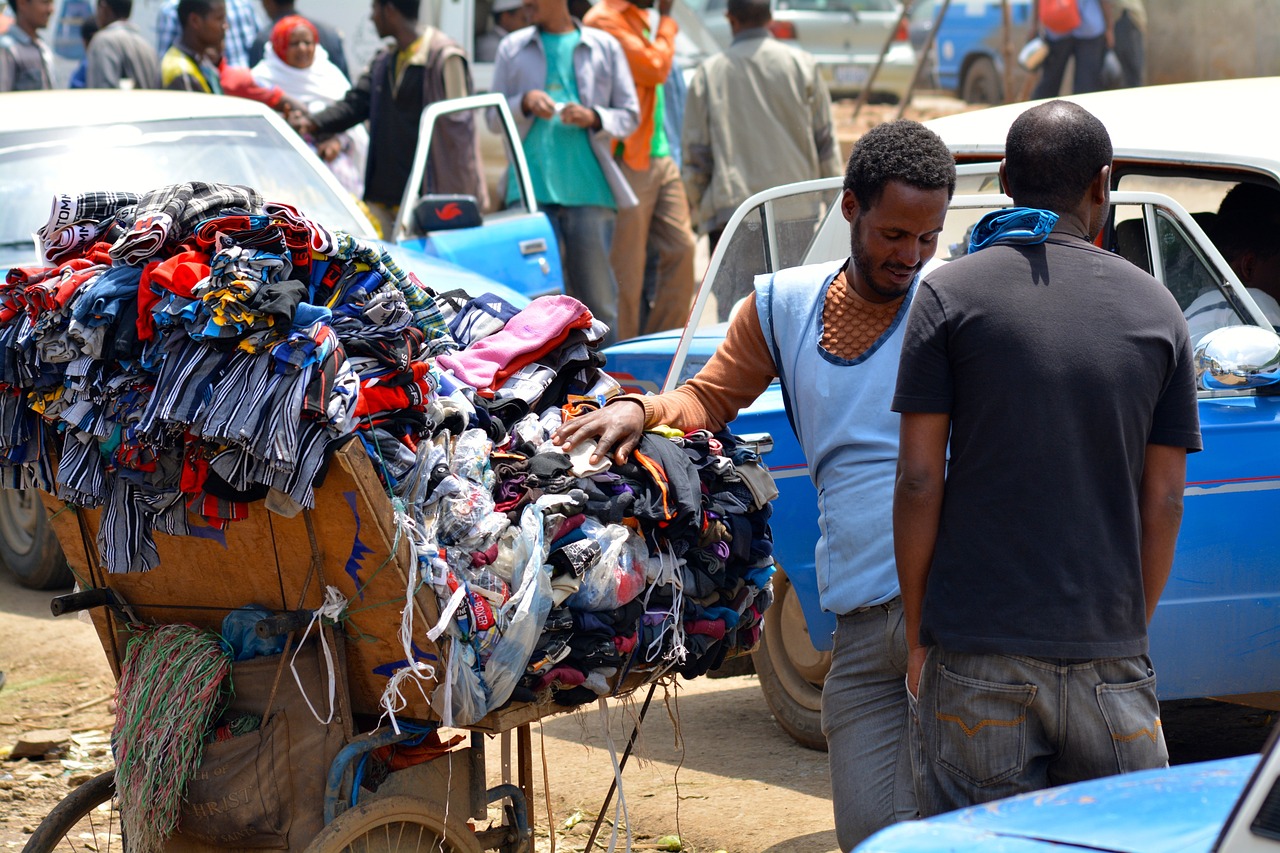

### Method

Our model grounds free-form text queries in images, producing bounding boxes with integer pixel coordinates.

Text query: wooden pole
[852,1,913,121]
[895,0,952,121]
[1000,0,1014,103]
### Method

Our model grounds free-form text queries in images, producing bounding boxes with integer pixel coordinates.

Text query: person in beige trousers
[584,0,696,341]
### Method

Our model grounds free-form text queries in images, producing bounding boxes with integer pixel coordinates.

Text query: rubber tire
[961,56,1003,104]
[305,796,486,853]
[0,488,71,590]
[752,565,830,752]
[22,771,118,853]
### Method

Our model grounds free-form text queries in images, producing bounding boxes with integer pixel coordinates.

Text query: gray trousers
[912,646,1169,816]
[821,598,918,851]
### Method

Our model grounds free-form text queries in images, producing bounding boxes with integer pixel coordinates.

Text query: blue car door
[1118,197,1280,699]
[392,94,564,301]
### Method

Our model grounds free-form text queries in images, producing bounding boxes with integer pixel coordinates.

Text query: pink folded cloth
[436,295,592,390]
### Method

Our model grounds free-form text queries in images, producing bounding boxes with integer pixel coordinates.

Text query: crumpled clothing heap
[374,289,777,727]
[0,184,458,572]
[5,182,777,729]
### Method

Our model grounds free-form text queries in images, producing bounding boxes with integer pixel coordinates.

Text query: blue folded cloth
[967,207,1060,254]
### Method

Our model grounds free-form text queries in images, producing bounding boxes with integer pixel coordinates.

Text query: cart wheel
[22,771,119,853]
[306,796,486,853]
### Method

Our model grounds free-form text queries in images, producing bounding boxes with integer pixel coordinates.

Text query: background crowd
[0,0,1150,347]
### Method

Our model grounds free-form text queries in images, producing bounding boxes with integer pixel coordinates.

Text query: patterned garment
[37,192,142,265]
[110,183,264,266]
[328,232,452,347]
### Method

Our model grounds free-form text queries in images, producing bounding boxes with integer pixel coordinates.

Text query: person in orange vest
[584,0,695,342]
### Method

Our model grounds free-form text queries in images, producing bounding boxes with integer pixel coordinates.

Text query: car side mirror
[1195,325,1280,390]
[412,194,482,235]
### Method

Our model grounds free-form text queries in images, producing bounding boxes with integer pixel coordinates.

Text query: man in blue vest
[553,121,957,850]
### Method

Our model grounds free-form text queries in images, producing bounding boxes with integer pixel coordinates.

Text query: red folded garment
[136,260,164,341]
[148,249,212,298]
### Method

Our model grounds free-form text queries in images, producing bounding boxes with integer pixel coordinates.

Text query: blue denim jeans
[543,204,619,346]
[911,646,1168,817]
[821,598,918,850]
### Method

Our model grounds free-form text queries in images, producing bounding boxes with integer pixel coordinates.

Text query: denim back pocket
[1096,670,1167,773]
[934,664,1037,787]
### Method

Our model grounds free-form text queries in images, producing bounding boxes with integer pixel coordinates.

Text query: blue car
[605,77,1280,751]
[0,89,561,590]
[910,0,1033,104]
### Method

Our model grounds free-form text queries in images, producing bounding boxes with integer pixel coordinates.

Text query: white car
[684,0,917,102]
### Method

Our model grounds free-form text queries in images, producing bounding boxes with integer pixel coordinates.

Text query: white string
[640,544,686,670]
[598,697,632,853]
[427,585,467,642]
[291,584,347,725]
[377,505,442,733]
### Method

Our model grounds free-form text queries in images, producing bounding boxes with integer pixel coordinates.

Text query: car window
[1154,209,1222,312]
[0,116,370,269]
[1152,209,1255,347]
[1115,173,1232,221]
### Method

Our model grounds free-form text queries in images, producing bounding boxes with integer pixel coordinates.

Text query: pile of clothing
[4,183,775,726]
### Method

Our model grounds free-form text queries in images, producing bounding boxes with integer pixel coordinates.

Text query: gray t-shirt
[892,231,1202,659]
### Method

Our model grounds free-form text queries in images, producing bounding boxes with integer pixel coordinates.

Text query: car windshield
[0,115,369,269]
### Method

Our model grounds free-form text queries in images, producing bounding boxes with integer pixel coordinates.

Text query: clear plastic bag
[449,427,495,490]
[565,519,647,612]
[434,634,489,727]
[480,503,552,714]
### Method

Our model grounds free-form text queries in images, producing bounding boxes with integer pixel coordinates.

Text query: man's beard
[850,213,915,300]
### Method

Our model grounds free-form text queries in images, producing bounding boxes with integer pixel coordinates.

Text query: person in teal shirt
[491,0,639,344]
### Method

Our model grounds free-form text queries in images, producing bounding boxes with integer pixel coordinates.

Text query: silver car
[686,0,916,102]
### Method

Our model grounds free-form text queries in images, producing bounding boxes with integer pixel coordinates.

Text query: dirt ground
[0,566,839,853]
[2,558,1276,853]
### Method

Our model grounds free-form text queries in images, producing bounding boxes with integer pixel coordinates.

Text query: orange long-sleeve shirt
[626,269,905,431]
[582,0,678,172]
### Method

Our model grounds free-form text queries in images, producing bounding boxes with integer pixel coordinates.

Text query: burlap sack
[175,638,347,848]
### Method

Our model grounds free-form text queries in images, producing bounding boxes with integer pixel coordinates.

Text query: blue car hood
[858,756,1256,853]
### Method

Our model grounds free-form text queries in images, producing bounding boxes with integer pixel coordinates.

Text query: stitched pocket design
[933,664,1037,787]
[1097,672,1167,773]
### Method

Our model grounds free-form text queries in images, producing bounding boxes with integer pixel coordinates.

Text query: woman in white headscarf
[253,15,368,198]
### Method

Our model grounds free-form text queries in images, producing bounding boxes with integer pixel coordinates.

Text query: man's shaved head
[1004,100,1112,213]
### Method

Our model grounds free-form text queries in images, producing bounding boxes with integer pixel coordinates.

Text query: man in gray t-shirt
[0,0,54,91]
[86,0,161,89]
[892,100,1202,815]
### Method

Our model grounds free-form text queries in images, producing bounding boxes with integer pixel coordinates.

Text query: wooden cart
[21,440,607,853]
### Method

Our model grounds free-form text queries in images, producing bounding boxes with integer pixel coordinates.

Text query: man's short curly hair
[843,120,956,211]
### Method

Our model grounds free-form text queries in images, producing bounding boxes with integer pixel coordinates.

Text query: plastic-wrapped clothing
[480,502,553,716]
[564,519,647,611]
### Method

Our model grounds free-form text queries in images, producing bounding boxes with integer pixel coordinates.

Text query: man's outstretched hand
[552,400,645,465]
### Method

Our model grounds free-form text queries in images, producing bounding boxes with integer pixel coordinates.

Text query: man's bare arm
[1138,442,1188,623]
[894,411,950,695]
